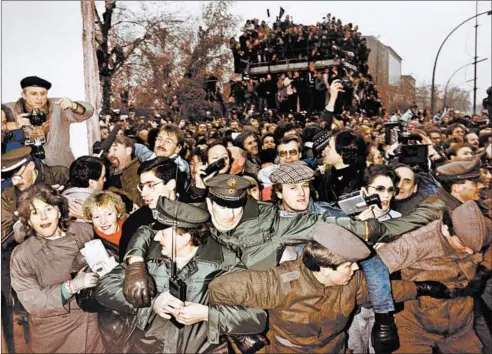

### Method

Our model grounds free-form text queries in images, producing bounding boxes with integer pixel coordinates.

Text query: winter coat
[4,98,94,168]
[209,258,417,353]
[9,222,104,353]
[95,227,267,353]
[377,220,485,336]
[127,197,443,272]
[108,158,142,206]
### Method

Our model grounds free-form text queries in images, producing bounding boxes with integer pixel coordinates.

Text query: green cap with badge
[153,196,209,228]
[206,174,251,208]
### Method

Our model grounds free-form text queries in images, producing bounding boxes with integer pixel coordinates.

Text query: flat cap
[20,76,51,90]
[1,147,32,173]
[312,130,332,156]
[451,201,488,252]
[312,223,371,262]
[153,197,209,228]
[434,157,481,183]
[206,174,251,208]
[269,162,314,185]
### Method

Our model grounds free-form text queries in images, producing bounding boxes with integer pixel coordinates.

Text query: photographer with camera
[3,76,94,168]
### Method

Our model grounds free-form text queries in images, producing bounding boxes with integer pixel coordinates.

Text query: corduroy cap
[1,147,32,174]
[435,157,481,183]
[153,197,209,228]
[20,76,52,90]
[206,174,251,208]
[269,162,314,185]
[451,201,488,252]
[312,223,371,262]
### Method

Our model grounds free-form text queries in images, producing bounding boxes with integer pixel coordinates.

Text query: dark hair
[392,163,420,186]
[334,130,367,165]
[17,184,70,241]
[1,104,16,122]
[441,208,455,235]
[159,124,185,147]
[67,156,105,188]
[363,164,396,186]
[147,128,160,152]
[137,157,186,197]
[234,132,257,150]
[259,148,277,164]
[261,133,275,145]
[114,135,135,159]
[302,241,347,271]
[273,122,294,142]
[278,134,302,151]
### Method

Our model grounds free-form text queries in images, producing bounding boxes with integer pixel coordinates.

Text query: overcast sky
[2,1,491,106]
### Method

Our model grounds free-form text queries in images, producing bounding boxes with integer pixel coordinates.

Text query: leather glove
[123,261,156,308]
[372,312,399,353]
[366,219,384,244]
[66,270,99,294]
[415,281,454,299]
[232,334,270,354]
[460,265,492,297]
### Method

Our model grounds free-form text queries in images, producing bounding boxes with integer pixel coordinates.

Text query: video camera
[384,122,428,171]
[338,190,382,216]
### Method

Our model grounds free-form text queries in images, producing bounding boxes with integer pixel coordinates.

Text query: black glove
[232,334,270,354]
[372,312,399,353]
[123,262,156,308]
[415,281,454,299]
[461,265,492,297]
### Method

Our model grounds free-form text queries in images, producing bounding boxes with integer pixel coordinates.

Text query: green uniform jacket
[126,197,444,272]
[95,226,267,353]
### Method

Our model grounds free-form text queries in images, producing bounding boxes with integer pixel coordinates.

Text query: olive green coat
[95,226,267,353]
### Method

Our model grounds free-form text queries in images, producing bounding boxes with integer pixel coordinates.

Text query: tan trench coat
[209,258,417,353]
[4,97,94,168]
[10,222,104,353]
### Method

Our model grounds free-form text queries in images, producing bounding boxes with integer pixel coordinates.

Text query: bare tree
[93,0,183,113]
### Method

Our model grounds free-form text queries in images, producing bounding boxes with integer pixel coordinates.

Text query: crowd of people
[230,12,370,73]
[227,13,379,118]
[2,7,492,349]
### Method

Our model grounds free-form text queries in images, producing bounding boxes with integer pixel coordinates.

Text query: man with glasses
[277,135,302,165]
[118,156,185,259]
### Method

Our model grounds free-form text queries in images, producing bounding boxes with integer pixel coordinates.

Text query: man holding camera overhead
[3,76,94,168]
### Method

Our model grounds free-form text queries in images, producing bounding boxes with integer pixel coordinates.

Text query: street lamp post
[430,9,491,114]
[443,58,488,108]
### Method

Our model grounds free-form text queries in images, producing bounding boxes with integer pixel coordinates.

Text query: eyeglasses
[137,181,164,193]
[368,185,396,195]
[278,149,299,158]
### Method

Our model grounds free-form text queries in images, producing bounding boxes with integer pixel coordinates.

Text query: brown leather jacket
[209,259,417,353]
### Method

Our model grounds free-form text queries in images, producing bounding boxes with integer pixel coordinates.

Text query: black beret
[20,76,52,90]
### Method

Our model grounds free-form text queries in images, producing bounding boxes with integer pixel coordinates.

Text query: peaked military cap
[153,197,209,228]
[451,201,488,253]
[435,157,481,183]
[206,174,251,208]
[269,162,314,185]
[1,147,32,174]
[20,76,52,90]
[312,223,371,262]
